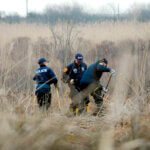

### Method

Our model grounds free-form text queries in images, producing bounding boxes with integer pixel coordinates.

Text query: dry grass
[0,21,149,150]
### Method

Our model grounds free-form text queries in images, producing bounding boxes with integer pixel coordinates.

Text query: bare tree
[108,3,118,22]
[49,21,80,64]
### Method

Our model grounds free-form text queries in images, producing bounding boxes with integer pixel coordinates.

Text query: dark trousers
[36,92,51,110]
[91,86,103,115]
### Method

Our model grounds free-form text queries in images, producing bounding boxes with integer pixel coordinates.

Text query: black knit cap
[102,58,108,64]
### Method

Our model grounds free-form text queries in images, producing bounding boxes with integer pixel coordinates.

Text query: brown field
[0,22,149,150]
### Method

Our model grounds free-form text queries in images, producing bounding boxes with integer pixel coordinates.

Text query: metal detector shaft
[102,74,113,98]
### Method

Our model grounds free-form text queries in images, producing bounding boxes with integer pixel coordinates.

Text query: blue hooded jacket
[80,60,111,90]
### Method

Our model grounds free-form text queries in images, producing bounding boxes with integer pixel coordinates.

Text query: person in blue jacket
[33,58,58,110]
[62,53,89,114]
[79,58,115,115]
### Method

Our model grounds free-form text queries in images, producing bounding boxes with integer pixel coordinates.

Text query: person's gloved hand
[102,87,108,93]
[110,69,115,75]
[70,79,74,85]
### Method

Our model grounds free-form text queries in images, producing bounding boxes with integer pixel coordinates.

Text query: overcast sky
[0,0,150,16]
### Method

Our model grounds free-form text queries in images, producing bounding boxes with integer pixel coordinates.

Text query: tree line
[0,3,150,24]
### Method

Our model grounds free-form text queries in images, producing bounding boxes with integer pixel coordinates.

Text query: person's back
[35,65,53,84]
[80,59,111,90]
[80,62,98,86]
[34,65,57,94]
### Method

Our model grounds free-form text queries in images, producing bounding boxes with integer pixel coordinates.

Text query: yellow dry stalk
[75,107,78,116]
[86,105,89,112]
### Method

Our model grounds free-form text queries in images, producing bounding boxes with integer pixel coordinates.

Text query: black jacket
[62,61,87,86]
